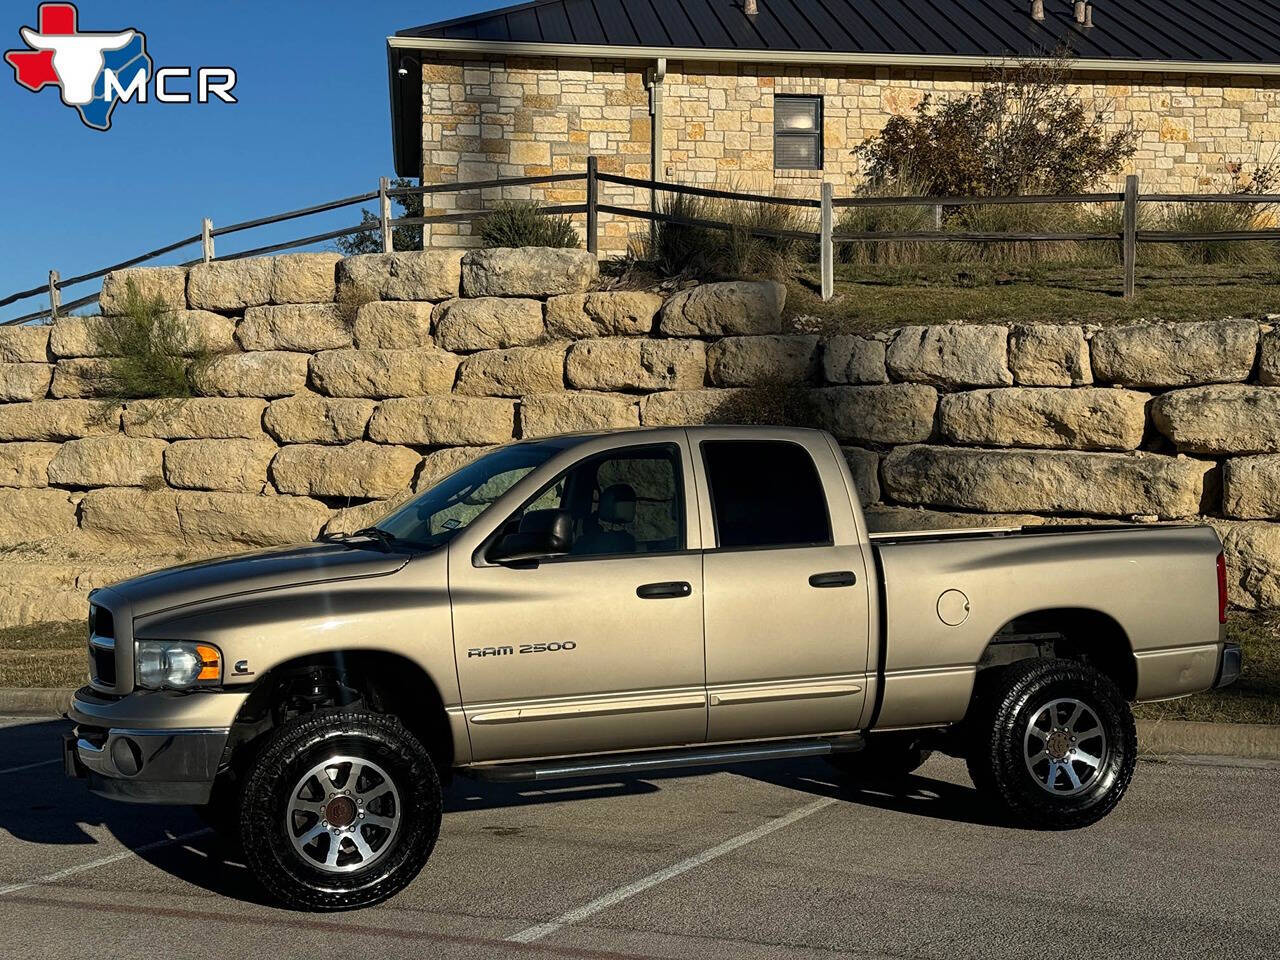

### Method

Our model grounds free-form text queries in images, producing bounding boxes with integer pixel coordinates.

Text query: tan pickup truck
[64,425,1240,911]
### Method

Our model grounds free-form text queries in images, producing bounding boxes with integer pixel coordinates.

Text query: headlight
[135,641,222,690]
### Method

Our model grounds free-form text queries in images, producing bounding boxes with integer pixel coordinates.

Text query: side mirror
[488,509,572,564]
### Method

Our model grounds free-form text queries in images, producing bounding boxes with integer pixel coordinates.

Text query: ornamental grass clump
[479,200,581,249]
[90,279,205,401]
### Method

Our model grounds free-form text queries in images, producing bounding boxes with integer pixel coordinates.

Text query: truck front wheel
[966,658,1136,829]
[238,708,442,911]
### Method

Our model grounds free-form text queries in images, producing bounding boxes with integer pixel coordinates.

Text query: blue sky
[0,1,492,321]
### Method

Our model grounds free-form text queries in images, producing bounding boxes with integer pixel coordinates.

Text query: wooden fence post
[201,218,214,263]
[1123,173,1138,299]
[48,270,60,321]
[934,203,943,231]
[379,177,393,254]
[586,156,599,256]
[820,182,834,302]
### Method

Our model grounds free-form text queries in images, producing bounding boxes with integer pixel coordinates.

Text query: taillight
[1216,551,1229,624]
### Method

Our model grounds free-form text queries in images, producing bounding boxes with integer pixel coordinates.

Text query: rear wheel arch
[978,607,1138,701]
[227,650,456,776]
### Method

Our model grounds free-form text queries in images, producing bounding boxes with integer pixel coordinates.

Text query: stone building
[386,0,1280,251]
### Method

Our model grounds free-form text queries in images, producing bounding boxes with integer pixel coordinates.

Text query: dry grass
[0,621,85,688]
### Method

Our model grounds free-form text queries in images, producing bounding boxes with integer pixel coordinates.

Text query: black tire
[828,732,933,781]
[239,709,442,911]
[966,658,1136,830]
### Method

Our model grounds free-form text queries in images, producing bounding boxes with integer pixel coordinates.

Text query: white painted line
[0,758,59,776]
[0,828,211,897]
[507,796,837,944]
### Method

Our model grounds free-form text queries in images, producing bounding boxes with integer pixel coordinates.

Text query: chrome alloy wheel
[286,755,401,874]
[1022,698,1108,797]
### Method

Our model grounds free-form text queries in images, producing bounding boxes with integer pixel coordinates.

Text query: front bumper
[64,686,247,805]
[1215,642,1243,688]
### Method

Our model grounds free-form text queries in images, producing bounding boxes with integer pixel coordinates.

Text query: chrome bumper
[1215,642,1243,688]
[64,687,238,805]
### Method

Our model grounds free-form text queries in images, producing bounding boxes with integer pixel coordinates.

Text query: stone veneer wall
[2,247,1280,625]
[418,55,1280,253]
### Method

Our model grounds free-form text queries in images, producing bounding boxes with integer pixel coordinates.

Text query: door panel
[450,552,706,761]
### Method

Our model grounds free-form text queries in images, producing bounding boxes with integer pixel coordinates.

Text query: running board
[460,735,865,783]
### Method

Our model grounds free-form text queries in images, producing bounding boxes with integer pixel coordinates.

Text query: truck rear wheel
[239,708,442,911]
[966,658,1136,829]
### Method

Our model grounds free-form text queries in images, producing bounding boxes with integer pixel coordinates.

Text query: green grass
[0,621,85,688]
[786,262,1280,334]
[1135,611,1280,726]
[0,613,1274,727]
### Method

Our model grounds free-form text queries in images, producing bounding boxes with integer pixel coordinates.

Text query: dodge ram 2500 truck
[64,426,1241,911]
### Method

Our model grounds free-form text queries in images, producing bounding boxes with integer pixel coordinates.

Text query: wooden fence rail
[6,164,1280,324]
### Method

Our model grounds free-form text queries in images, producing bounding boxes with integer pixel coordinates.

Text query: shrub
[479,200,580,249]
[855,52,1137,197]
[90,279,204,401]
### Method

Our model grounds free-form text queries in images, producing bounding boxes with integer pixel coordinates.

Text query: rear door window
[701,440,831,549]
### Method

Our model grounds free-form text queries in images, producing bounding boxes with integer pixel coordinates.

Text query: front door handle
[636,581,692,599]
[809,571,856,588]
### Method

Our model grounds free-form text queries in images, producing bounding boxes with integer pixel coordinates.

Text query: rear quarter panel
[873,525,1223,727]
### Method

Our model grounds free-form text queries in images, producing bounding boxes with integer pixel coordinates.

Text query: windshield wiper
[321,527,397,550]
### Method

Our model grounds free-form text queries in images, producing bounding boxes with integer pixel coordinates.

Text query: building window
[774,95,823,170]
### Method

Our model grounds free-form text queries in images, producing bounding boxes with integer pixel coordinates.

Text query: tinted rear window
[702,440,831,549]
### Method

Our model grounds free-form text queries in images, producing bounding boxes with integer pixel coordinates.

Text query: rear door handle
[809,571,856,588]
[636,581,692,599]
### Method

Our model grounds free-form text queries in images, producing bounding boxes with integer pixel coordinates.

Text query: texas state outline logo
[5,2,236,132]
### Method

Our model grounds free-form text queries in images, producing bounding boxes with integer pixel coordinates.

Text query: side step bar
[460,735,865,783]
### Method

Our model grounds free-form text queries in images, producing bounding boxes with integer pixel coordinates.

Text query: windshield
[373,439,582,548]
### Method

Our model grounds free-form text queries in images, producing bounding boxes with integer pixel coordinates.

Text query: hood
[96,541,410,618]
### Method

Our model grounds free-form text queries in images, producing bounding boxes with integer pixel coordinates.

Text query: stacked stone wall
[2,249,1280,624]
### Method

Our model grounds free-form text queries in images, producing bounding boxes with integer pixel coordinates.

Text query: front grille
[90,644,116,686]
[88,602,117,690]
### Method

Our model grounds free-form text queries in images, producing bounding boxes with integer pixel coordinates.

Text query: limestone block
[98,266,187,313]
[1090,321,1258,387]
[0,488,77,542]
[882,446,1213,519]
[78,488,330,547]
[270,253,341,304]
[460,247,598,297]
[808,384,938,445]
[49,358,115,398]
[0,400,122,441]
[271,442,421,499]
[1223,455,1280,519]
[707,335,818,386]
[1211,520,1280,610]
[822,336,888,385]
[164,438,278,493]
[520,393,639,438]
[545,291,663,338]
[352,302,435,349]
[187,259,274,311]
[236,304,351,352]
[432,297,545,352]
[1009,325,1091,386]
[263,393,376,444]
[309,349,459,398]
[657,281,786,336]
[414,446,497,492]
[0,363,52,401]
[50,312,235,357]
[1260,328,1280,386]
[324,493,413,537]
[566,338,705,391]
[337,250,465,302]
[938,388,1149,451]
[886,325,1012,389]
[456,346,567,397]
[638,389,753,426]
[368,396,516,446]
[192,352,309,398]
[0,442,60,488]
[841,446,880,504]
[0,326,50,363]
[122,397,267,439]
[47,436,167,488]
[1151,385,1280,454]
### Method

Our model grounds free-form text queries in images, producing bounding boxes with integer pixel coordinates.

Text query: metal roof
[396,0,1280,65]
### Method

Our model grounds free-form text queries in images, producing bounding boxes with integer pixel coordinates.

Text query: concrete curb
[1,689,1277,760]
[0,688,72,718]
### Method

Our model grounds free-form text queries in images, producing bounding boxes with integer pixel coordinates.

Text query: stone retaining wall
[2,247,1279,624]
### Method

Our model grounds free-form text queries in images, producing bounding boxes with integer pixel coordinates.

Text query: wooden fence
[4,165,1280,324]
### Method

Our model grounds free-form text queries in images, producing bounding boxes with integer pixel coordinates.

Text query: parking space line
[0,828,211,897]
[506,796,838,944]
[0,758,60,776]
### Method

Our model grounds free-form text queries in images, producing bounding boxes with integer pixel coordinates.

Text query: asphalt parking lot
[1,716,1278,960]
